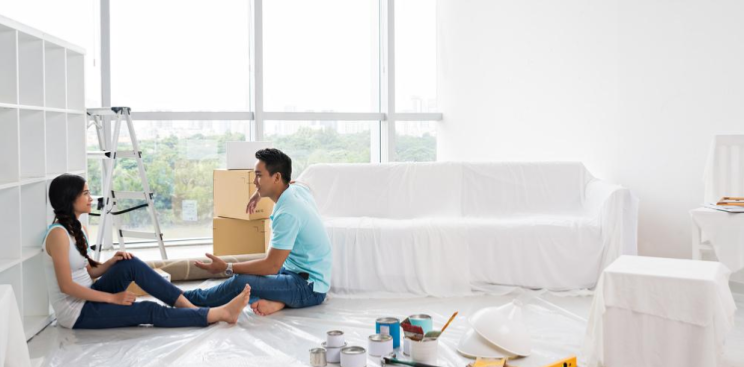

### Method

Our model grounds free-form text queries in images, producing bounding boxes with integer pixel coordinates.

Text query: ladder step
[87,107,130,117]
[119,230,161,240]
[87,150,141,159]
[112,191,152,200]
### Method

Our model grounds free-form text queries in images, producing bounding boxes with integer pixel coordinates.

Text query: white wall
[0,0,100,107]
[437,0,744,270]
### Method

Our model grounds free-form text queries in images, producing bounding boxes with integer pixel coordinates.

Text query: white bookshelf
[0,15,86,340]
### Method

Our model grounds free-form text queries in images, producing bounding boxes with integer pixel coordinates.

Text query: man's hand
[194,253,228,274]
[109,290,136,305]
[246,191,261,214]
[108,251,134,265]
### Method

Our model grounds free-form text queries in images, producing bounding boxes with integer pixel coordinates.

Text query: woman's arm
[46,228,135,305]
[82,225,133,279]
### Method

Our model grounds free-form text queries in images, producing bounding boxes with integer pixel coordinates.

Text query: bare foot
[217,285,252,324]
[250,299,286,316]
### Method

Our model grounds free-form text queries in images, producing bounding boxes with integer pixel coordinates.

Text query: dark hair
[48,174,99,267]
[255,148,292,185]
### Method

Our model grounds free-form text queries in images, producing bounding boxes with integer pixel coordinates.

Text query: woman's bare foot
[250,299,286,316]
[207,285,251,324]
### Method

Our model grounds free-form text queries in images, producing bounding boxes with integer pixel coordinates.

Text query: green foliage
[86,126,434,238]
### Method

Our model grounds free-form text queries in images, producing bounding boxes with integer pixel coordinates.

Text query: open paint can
[368,334,393,357]
[340,346,367,367]
[375,317,401,349]
[409,314,434,334]
[309,347,327,367]
[322,341,347,363]
[410,337,439,365]
[326,330,345,348]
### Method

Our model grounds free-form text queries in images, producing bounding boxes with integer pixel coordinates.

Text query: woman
[44,173,250,329]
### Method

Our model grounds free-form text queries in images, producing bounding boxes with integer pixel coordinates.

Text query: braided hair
[48,174,99,267]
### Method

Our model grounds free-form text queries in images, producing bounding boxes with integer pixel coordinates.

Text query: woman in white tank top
[45,174,252,329]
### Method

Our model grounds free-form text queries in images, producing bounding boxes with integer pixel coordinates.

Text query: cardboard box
[127,268,171,297]
[226,141,273,169]
[213,217,271,256]
[214,169,274,220]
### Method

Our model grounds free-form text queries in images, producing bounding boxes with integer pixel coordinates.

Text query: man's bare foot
[250,299,286,316]
[208,285,251,324]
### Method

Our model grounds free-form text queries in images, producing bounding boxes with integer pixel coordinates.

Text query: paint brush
[382,356,441,367]
[424,311,458,339]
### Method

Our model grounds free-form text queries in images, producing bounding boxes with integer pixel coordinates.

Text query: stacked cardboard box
[213,169,274,256]
[127,268,171,296]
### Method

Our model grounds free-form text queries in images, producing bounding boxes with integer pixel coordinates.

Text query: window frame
[98,0,442,247]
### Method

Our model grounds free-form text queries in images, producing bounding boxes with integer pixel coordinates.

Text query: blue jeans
[73,257,209,329]
[183,268,326,309]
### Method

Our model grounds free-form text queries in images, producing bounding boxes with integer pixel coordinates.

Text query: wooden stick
[441,311,458,333]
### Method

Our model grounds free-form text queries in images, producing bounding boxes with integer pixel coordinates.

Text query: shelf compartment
[0,107,19,185]
[44,43,66,109]
[0,187,21,262]
[19,109,45,179]
[66,51,84,111]
[67,113,86,172]
[0,24,16,104]
[20,181,47,251]
[17,32,43,107]
[45,112,67,175]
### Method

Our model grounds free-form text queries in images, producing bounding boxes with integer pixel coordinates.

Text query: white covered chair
[298,162,638,296]
[690,134,744,273]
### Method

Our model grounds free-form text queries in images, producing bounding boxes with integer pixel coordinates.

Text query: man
[183,148,332,316]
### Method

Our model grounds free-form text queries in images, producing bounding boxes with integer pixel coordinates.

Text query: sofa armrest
[584,179,640,275]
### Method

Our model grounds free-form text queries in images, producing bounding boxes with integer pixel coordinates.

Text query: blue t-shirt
[270,184,332,293]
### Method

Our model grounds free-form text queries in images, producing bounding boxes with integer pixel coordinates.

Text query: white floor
[25,246,744,367]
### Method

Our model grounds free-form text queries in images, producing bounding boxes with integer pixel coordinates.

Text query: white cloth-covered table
[300,162,638,296]
[581,256,737,367]
[691,208,744,273]
[0,285,31,367]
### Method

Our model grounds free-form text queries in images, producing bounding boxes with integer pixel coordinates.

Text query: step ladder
[87,107,168,260]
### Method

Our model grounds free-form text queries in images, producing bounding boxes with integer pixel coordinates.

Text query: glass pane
[395,0,437,112]
[263,0,380,112]
[86,120,249,243]
[264,120,372,177]
[394,121,436,162]
[110,0,250,111]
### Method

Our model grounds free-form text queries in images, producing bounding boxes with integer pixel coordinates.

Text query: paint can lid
[376,317,400,324]
[369,334,393,342]
[341,346,366,355]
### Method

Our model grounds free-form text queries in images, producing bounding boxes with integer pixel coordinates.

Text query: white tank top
[43,224,93,329]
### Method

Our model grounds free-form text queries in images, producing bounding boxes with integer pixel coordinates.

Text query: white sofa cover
[297,162,638,297]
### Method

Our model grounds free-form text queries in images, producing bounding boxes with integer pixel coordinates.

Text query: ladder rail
[88,107,168,260]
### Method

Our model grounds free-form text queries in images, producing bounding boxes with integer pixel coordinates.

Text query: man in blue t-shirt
[183,148,332,316]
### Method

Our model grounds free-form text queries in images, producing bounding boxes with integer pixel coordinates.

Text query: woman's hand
[109,290,136,305]
[108,251,135,264]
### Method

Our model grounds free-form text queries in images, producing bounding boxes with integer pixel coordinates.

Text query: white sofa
[298,162,638,297]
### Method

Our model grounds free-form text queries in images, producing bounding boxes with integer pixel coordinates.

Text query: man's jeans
[183,268,326,308]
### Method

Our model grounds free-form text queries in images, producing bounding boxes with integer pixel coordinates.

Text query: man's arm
[195,248,291,276]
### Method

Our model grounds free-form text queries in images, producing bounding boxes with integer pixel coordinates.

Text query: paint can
[409,314,434,334]
[309,347,327,367]
[410,337,439,365]
[403,337,412,356]
[322,341,347,363]
[368,334,393,357]
[326,330,345,348]
[375,317,401,349]
[340,346,367,367]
